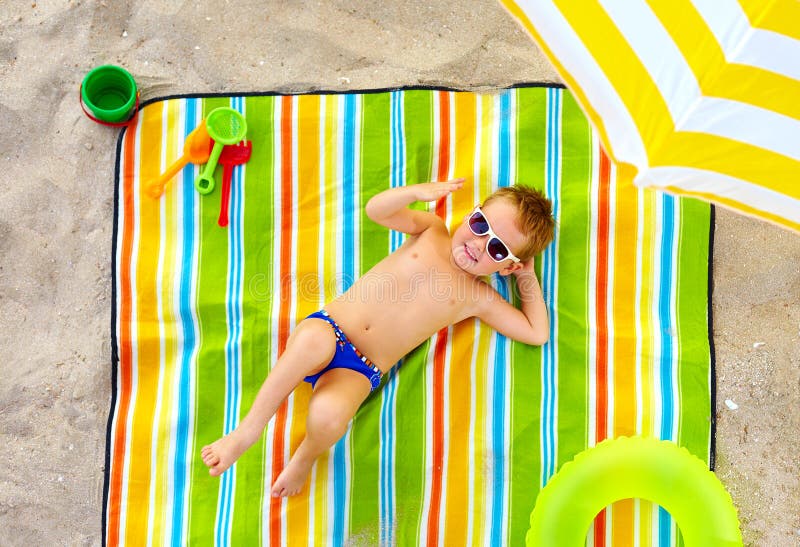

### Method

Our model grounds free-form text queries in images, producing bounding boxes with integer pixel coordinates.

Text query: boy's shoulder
[424,215,449,234]
[403,213,448,241]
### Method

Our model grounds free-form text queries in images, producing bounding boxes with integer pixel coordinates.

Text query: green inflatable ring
[527,436,742,547]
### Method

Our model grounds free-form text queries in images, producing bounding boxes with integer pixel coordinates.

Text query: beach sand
[0,1,797,545]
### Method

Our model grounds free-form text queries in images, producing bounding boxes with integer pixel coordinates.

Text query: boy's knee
[307,404,350,439]
[289,320,336,361]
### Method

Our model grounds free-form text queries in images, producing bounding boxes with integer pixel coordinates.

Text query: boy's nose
[471,235,488,254]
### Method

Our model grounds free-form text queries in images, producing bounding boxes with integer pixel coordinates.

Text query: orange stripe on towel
[107,113,140,547]
[435,91,451,219]
[593,149,612,547]
[425,328,450,546]
[426,93,451,544]
[270,95,295,543]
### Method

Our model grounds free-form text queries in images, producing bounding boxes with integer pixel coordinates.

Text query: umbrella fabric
[500,0,800,232]
[104,87,712,546]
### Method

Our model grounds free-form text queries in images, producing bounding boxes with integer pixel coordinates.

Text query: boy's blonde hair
[483,185,554,261]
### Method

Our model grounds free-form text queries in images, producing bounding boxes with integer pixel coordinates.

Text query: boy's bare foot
[270,458,313,497]
[201,431,253,477]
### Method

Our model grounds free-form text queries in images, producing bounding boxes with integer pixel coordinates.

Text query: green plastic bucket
[80,65,138,125]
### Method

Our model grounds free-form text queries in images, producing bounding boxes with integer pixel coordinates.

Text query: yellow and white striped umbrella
[501,0,800,232]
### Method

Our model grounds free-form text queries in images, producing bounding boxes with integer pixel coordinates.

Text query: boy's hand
[513,260,546,310]
[513,260,542,296]
[412,178,465,202]
[366,178,464,235]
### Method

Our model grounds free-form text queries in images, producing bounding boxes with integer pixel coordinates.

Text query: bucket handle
[79,83,140,127]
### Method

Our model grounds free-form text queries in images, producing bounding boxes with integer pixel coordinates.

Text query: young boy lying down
[202,179,555,497]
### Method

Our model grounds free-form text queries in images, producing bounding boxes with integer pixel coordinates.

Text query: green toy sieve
[194,107,248,195]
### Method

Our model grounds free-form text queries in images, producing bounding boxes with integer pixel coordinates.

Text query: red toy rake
[217,140,252,227]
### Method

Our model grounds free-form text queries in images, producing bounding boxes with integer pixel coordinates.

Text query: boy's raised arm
[366,179,464,235]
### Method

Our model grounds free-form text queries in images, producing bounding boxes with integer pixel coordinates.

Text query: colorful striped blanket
[104,86,713,546]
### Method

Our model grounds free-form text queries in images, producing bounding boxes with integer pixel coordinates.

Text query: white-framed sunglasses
[466,206,521,263]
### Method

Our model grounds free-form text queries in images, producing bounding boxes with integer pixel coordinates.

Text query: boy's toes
[200,448,220,467]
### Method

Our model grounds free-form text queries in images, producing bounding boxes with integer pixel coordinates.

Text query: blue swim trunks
[303,310,383,392]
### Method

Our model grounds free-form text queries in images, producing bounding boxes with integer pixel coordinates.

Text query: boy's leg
[201,318,337,476]
[271,367,372,497]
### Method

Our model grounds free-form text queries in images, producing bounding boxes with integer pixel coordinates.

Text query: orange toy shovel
[146,120,212,198]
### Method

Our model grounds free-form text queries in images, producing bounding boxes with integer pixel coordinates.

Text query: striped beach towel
[104,86,713,546]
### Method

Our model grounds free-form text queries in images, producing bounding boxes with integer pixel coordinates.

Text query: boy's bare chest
[362,234,476,314]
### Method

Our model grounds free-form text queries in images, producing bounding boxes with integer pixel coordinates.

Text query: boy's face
[450,198,526,276]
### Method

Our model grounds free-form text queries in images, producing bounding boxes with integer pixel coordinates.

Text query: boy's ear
[498,261,524,276]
